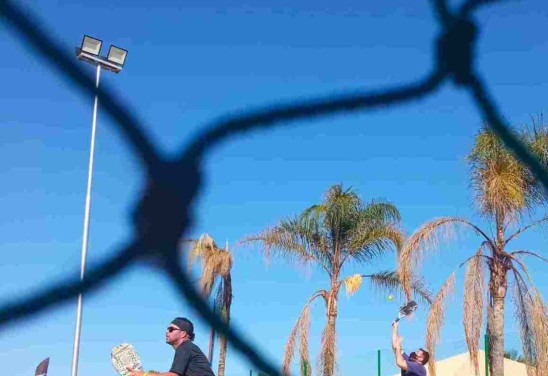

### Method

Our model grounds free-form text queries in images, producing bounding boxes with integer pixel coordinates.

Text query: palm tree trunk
[487,259,508,376]
[217,274,232,376]
[322,292,338,376]
[207,326,215,364]
[217,334,228,376]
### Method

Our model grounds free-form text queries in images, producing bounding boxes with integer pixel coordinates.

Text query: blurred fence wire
[0,0,547,375]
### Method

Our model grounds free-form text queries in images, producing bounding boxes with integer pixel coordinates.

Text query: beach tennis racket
[111,343,143,376]
[35,357,50,376]
[394,300,418,323]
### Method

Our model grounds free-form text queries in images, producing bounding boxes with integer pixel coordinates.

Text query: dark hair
[419,348,430,365]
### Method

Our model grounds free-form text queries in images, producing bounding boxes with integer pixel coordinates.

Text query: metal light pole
[71,35,128,376]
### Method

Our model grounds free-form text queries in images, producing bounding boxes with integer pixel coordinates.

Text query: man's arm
[127,369,178,376]
[391,321,408,371]
[391,321,398,349]
[393,346,408,371]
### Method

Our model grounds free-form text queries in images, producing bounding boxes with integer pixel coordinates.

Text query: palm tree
[245,184,432,376]
[188,234,233,376]
[399,124,548,376]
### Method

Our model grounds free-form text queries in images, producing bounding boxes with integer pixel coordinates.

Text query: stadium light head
[80,35,102,56]
[107,45,128,67]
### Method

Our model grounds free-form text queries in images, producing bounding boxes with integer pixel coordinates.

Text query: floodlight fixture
[80,35,102,56]
[76,35,127,73]
[107,45,128,67]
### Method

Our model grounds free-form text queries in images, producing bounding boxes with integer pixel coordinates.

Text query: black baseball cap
[171,317,195,339]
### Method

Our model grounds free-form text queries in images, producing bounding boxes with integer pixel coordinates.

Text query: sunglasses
[166,327,182,333]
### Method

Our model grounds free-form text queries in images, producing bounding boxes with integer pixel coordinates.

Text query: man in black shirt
[128,317,215,376]
[391,320,429,376]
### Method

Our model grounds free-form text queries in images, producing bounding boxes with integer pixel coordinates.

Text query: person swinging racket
[391,320,429,376]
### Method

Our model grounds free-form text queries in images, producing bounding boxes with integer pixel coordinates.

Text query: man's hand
[127,367,145,376]
[392,320,399,329]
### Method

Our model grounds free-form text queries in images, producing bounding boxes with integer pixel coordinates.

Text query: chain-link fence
[0,0,547,375]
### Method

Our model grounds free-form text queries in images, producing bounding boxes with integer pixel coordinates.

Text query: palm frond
[345,224,404,265]
[463,247,486,376]
[512,250,548,264]
[283,315,301,375]
[200,261,217,296]
[399,217,490,300]
[187,234,233,297]
[318,321,336,376]
[426,273,456,376]
[297,212,333,271]
[299,305,311,376]
[523,118,548,204]
[468,126,548,219]
[512,271,538,370]
[508,250,547,374]
[301,204,328,222]
[243,217,327,270]
[360,271,432,305]
[321,184,363,248]
[343,274,362,297]
[505,216,548,245]
[531,286,548,375]
[187,234,217,269]
[282,291,325,375]
[527,115,548,164]
[357,201,401,225]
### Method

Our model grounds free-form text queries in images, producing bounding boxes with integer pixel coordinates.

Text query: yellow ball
[387,295,394,301]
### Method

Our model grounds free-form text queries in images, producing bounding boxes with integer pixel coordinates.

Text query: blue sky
[0,1,546,375]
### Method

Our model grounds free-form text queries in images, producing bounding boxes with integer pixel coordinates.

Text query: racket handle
[394,317,401,323]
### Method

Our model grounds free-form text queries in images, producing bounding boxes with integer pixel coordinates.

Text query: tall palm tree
[245,184,432,376]
[188,234,233,376]
[399,124,548,376]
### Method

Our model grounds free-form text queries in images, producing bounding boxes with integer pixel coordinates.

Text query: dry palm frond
[343,274,362,297]
[217,251,233,277]
[188,234,233,296]
[511,268,548,374]
[512,250,548,264]
[283,292,324,375]
[187,234,217,270]
[283,315,301,375]
[199,249,232,295]
[531,286,548,376]
[463,248,486,375]
[399,217,478,299]
[318,320,336,376]
[426,273,455,376]
[299,305,311,376]
[505,216,548,245]
[199,261,217,296]
[513,272,539,376]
